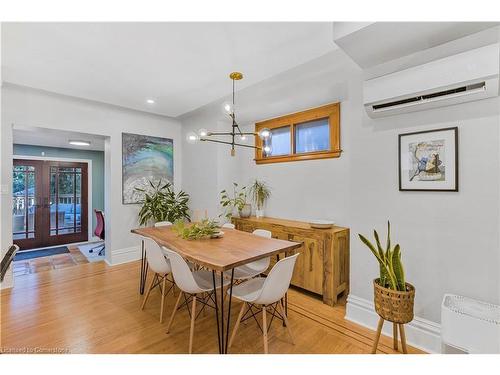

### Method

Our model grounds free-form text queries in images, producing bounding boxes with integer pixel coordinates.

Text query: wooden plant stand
[371,279,415,354]
[371,317,408,354]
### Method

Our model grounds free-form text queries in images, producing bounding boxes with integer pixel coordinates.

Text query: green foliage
[219,182,247,219]
[135,180,190,226]
[249,179,271,210]
[172,218,220,240]
[358,221,407,291]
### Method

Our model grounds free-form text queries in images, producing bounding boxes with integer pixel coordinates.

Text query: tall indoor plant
[135,179,190,226]
[358,221,415,353]
[219,182,251,219]
[249,179,271,218]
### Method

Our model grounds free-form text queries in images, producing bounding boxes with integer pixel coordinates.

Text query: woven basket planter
[373,279,415,324]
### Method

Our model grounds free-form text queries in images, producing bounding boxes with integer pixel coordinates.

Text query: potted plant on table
[219,182,251,219]
[136,180,191,226]
[358,221,415,354]
[249,179,271,218]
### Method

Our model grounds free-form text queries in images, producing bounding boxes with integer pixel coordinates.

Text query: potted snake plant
[358,222,415,329]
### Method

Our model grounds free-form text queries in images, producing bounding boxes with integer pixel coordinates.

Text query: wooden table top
[131,226,302,272]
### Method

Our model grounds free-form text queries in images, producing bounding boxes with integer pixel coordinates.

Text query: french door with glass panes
[13,159,88,250]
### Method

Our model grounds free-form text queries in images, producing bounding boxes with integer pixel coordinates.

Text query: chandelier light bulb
[223,102,233,114]
[238,134,247,142]
[198,128,208,137]
[186,131,199,144]
[259,128,271,140]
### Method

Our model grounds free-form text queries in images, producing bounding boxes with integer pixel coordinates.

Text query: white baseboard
[345,294,442,353]
[109,245,141,266]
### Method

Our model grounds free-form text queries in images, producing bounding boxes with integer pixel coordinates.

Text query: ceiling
[2,22,337,118]
[333,22,499,69]
[13,126,106,151]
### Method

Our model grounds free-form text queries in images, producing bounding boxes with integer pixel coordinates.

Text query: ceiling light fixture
[68,140,91,146]
[186,72,271,156]
[146,98,155,104]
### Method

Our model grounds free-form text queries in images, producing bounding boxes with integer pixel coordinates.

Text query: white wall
[1,84,182,281]
[181,47,500,352]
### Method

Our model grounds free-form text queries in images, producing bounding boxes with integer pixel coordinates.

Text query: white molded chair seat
[231,277,266,302]
[163,247,230,354]
[231,229,272,280]
[140,237,175,323]
[228,253,299,353]
[230,253,299,305]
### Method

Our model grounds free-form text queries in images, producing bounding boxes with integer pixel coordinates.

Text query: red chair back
[94,209,105,240]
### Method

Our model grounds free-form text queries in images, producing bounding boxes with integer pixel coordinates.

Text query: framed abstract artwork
[398,127,458,192]
[122,133,174,204]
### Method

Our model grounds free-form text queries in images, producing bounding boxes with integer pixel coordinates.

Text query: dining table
[131,225,301,354]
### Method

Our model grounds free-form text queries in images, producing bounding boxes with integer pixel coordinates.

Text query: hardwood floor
[1,260,424,354]
[12,246,89,277]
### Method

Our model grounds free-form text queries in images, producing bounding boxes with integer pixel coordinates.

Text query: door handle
[309,243,314,272]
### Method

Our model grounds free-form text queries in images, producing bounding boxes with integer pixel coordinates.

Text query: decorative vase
[372,278,415,354]
[255,209,264,218]
[239,204,252,218]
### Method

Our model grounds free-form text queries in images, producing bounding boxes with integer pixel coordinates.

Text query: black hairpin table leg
[139,239,148,295]
[212,269,235,354]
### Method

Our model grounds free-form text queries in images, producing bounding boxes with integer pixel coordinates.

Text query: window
[267,126,291,156]
[254,103,340,164]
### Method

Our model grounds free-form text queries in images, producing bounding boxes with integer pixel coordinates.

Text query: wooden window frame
[254,102,341,164]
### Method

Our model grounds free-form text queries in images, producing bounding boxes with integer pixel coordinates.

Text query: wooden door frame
[13,156,94,248]
[43,160,89,247]
[12,159,45,249]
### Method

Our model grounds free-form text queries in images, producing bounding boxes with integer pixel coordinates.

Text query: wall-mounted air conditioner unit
[364,44,500,118]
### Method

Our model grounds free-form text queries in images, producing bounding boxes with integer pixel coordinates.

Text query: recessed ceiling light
[146,99,155,104]
[69,140,91,146]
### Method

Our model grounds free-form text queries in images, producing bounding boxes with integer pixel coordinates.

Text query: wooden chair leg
[278,301,295,344]
[262,306,269,354]
[399,324,408,354]
[170,274,177,297]
[166,291,183,334]
[371,317,384,354]
[393,322,398,351]
[189,296,197,354]
[141,273,156,310]
[160,275,167,323]
[229,302,246,348]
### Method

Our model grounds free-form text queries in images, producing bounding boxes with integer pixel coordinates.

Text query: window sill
[255,150,342,164]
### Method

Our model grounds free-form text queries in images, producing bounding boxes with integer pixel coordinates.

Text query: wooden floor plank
[1,260,424,354]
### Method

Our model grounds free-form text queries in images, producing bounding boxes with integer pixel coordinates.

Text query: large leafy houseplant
[249,179,271,218]
[219,182,249,219]
[136,180,190,226]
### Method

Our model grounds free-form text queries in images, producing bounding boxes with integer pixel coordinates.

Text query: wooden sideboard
[232,216,349,306]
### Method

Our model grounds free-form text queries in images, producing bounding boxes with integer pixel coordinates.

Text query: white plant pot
[255,209,264,218]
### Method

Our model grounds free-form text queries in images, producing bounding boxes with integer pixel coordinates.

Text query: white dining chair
[163,248,230,354]
[140,237,176,323]
[152,221,194,269]
[154,221,172,227]
[231,229,272,280]
[222,223,235,229]
[228,253,299,353]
